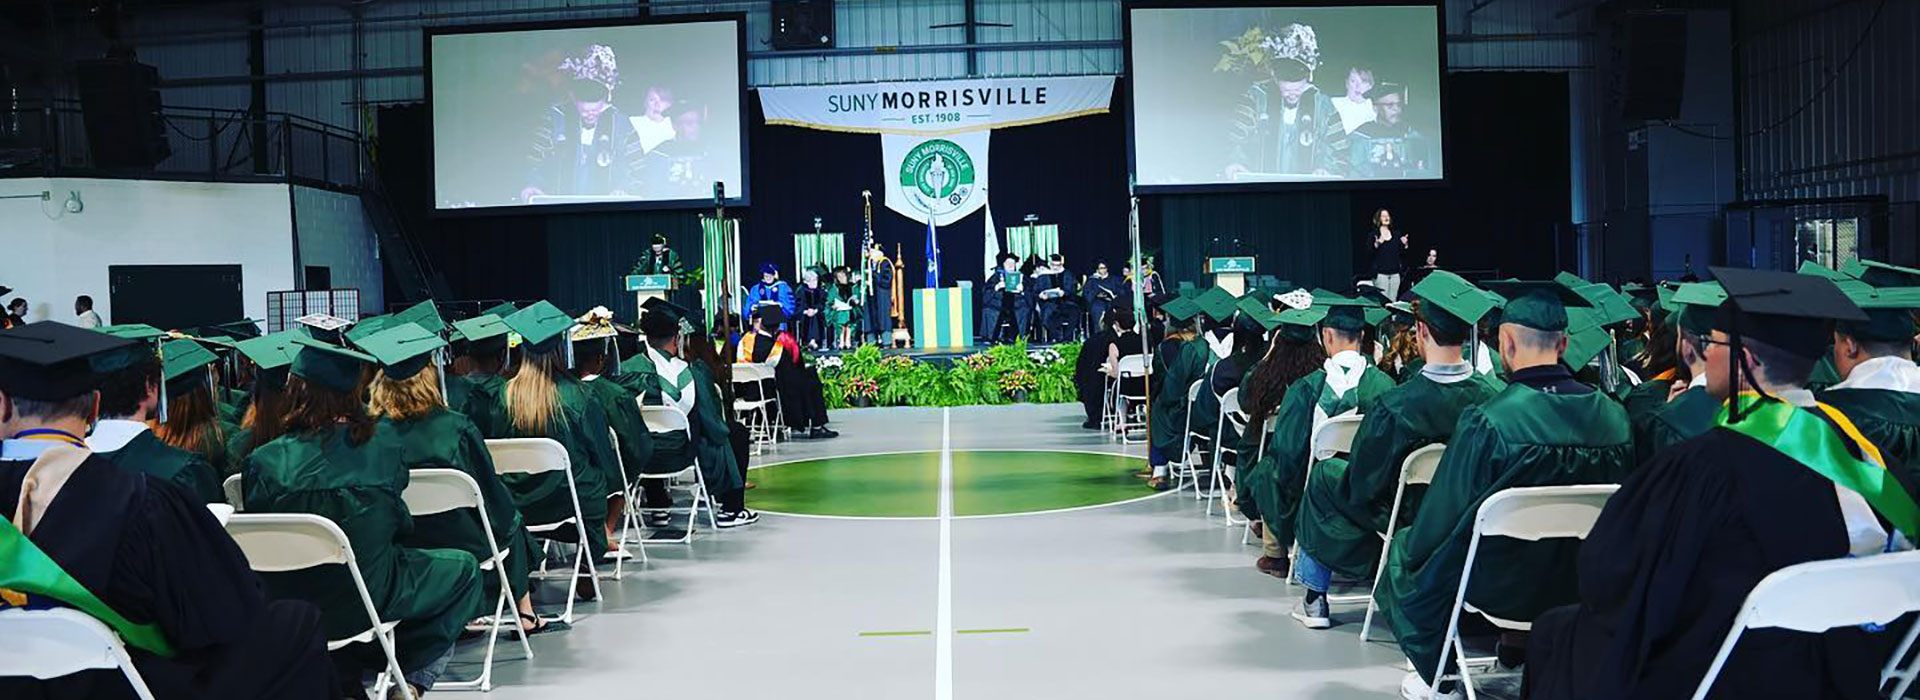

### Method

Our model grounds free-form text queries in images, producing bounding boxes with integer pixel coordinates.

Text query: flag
[982,198,1000,278]
[925,217,942,288]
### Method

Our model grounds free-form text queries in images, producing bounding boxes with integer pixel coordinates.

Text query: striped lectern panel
[913,287,975,350]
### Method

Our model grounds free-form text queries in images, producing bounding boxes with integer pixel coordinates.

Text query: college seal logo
[899,139,977,219]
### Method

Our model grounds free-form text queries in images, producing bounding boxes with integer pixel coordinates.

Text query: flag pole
[1128,175,1150,434]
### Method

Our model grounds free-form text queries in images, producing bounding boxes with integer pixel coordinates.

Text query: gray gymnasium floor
[454,403,1426,699]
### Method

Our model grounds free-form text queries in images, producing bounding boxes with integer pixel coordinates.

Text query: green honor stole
[1718,393,1920,542]
[0,515,176,656]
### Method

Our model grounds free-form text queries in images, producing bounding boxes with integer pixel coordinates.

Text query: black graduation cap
[753,303,789,327]
[1711,267,1866,359]
[0,322,143,401]
[639,297,692,338]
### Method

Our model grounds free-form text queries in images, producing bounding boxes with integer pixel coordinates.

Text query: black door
[108,264,244,331]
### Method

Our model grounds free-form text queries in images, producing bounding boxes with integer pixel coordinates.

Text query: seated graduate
[1377,302,1425,383]
[1616,282,1660,375]
[1238,290,1396,577]
[795,267,829,351]
[735,304,838,439]
[362,322,558,637]
[1525,267,1917,700]
[1557,276,1642,400]
[1230,295,1330,521]
[241,335,483,698]
[742,262,797,323]
[1290,271,1507,629]
[148,338,241,480]
[481,302,622,585]
[446,313,512,420]
[1377,281,1633,700]
[1074,308,1121,430]
[618,298,756,528]
[1818,260,1920,497]
[826,265,862,350]
[1146,297,1208,489]
[83,328,223,504]
[1178,288,1251,479]
[679,318,755,526]
[1799,262,1853,392]
[0,322,339,699]
[984,254,1031,344]
[194,319,264,424]
[226,331,299,467]
[568,307,654,549]
[1618,309,1678,423]
[1629,283,1724,465]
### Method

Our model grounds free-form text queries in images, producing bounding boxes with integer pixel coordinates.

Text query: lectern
[1206,257,1256,297]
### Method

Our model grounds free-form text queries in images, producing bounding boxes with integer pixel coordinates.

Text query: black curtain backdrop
[379,72,1568,318]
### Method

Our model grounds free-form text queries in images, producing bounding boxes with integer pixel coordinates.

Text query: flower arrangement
[814,339,1082,409]
[998,369,1038,395]
[961,353,994,371]
[846,376,879,400]
[817,355,845,371]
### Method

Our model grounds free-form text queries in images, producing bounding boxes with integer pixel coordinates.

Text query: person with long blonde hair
[363,322,559,637]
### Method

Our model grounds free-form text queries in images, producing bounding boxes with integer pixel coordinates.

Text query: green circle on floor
[749,450,1152,518]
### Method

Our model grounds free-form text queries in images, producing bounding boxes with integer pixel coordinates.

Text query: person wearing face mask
[521,44,643,202]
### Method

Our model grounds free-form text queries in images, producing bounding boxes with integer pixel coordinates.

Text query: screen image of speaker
[75,58,171,169]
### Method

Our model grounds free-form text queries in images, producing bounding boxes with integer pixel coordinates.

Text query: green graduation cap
[1667,282,1727,336]
[291,336,375,393]
[1483,280,1591,333]
[1852,259,1920,288]
[197,320,263,342]
[1571,282,1641,327]
[1312,291,1378,333]
[1561,309,1614,368]
[1655,282,1679,312]
[358,322,448,380]
[235,331,302,393]
[1235,295,1272,318]
[1274,304,1328,343]
[391,301,449,335]
[1237,302,1283,332]
[504,301,576,354]
[1195,287,1240,324]
[1711,266,1866,360]
[159,338,218,399]
[98,324,169,342]
[344,315,393,345]
[1159,297,1204,325]
[451,314,511,355]
[1410,270,1502,338]
[1836,284,1920,343]
[1622,283,1658,310]
[1798,261,1854,281]
[481,301,521,319]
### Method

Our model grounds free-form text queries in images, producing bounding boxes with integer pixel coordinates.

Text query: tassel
[434,348,449,406]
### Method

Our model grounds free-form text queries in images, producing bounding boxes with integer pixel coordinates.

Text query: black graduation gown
[1076,330,1117,420]
[0,454,338,700]
[794,283,829,347]
[747,332,831,430]
[1525,429,1896,700]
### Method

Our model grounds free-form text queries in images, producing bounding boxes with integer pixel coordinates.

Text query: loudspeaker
[771,0,834,51]
[1616,13,1688,122]
[75,58,171,168]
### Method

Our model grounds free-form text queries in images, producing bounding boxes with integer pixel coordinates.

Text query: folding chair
[1112,355,1151,444]
[1360,443,1448,642]
[1206,387,1246,514]
[1687,550,1920,700]
[223,513,414,700]
[221,473,244,511]
[1432,485,1620,700]
[0,608,157,700]
[1174,379,1207,493]
[400,468,534,691]
[604,428,648,579]
[637,402,717,543]
[1242,413,1281,545]
[484,438,601,624]
[730,362,779,455]
[1289,414,1366,567]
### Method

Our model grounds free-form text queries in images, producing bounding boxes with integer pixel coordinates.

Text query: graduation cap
[1797,261,1854,281]
[1569,282,1641,328]
[1195,287,1240,324]
[358,322,448,381]
[1711,267,1868,419]
[0,322,143,401]
[1353,283,1392,307]
[503,301,576,356]
[391,301,448,335]
[1410,270,1501,337]
[158,338,218,399]
[296,313,354,345]
[1312,291,1378,333]
[97,324,168,342]
[571,307,619,343]
[1482,280,1591,333]
[197,319,263,342]
[451,314,511,356]
[639,297,693,338]
[1848,260,1920,288]
[480,302,520,319]
[1561,309,1614,368]
[343,315,393,346]
[1834,284,1920,343]
[753,303,789,327]
[1274,304,1328,343]
[1621,283,1658,310]
[1667,282,1726,336]
[290,336,375,394]
[1235,295,1273,320]
[235,331,300,393]
[1159,297,1204,326]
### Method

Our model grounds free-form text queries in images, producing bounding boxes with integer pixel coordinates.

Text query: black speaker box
[75,58,171,168]
[772,0,834,51]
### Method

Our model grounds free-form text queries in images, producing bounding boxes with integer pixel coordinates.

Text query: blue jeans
[1293,549,1333,594]
[404,644,454,691]
[1149,444,1168,468]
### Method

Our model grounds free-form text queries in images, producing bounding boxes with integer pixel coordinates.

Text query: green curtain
[1005,224,1061,261]
[793,232,846,278]
[702,217,739,329]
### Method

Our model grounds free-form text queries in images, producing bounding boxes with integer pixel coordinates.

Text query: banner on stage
[881,130,990,227]
[759,76,1115,136]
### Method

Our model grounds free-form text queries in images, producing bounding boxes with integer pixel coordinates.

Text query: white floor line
[935,407,954,700]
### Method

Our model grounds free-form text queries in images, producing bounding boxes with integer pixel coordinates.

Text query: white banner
[882,131,989,227]
[761,76,1114,136]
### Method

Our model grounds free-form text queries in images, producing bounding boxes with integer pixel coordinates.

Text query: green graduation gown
[1630,384,1719,467]
[688,362,747,495]
[583,375,656,484]
[1294,368,1506,579]
[95,428,224,505]
[217,387,249,425]
[447,373,505,426]
[1235,360,1396,548]
[825,283,862,329]
[242,425,484,674]
[1818,387,1920,499]
[476,377,620,555]
[1149,338,1209,454]
[613,349,696,475]
[1806,353,1842,393]
[1376,380,1633,683]
[1619,376,1674,425]
[383,410,538,605]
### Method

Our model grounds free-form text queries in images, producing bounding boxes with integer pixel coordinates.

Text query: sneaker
[644,512,672,528]
[1291,594,1331,629]
[715,509,761,529]
[1399,671,1464,700]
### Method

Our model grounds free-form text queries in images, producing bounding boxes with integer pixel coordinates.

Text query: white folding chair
[1432,485,1620,700]
[223,513,414,700]
[604,428,648,579]
[1113,355,1151,444]
[1686,550,1920,700]
[1242,414,1282,545]
[730,362,779,455]
[1288,413,1366,569]
[1360,443,1448,642]
[1174,379,1207,493]
[221,473,244,511]
[1206,387,1247,513]
[637,402,717,543]
[484,438,601,624]
[401,468,534,691]
[0,608,157,700]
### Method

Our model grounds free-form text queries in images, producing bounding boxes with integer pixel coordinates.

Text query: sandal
[515,612,569,637]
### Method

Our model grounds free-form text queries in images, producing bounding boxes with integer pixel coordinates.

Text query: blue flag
[925,217,941,288]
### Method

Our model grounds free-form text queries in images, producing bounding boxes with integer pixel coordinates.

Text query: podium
[913,287,975,350]
[1206,257,1256,296]
[626,274,675,314]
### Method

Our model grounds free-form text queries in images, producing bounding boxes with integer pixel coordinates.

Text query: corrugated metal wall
[1736,0,1919,204]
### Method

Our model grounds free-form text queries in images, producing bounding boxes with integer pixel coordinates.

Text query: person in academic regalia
[1031,254,1080,343]
[678,318,754,523]
[1347,82,1432,179]
[617,298,758,527]
[521,44,643,202]
[83,329,223,504]
[242,336,484,697]
[796,268,829,351]
[1222,23,1349,179]
[1075,310,1121,430]
[984,254,1031,344]
[1236,291,1396,577]
[826,266,863,350]
[144,338,240,480]
[1082,261,1124,338]
[1629,283,1724,466]
[633,234,685,277]
[866,244,897,345]
[0,322,340,700]
[569,312,654,545]
[1174,289,1249,488]
[1146,297,1209,488]
[1229,293,1330,503]
[1818,260,1920,498]
[445,314,512,423]
[1617,316,1678,423]
[1524,267,1915,700]
[1380,281,1634,700]
[734,305,837,439]
[1289,272,1507,629]
[226,331,301,467]
[743,263,797,323]
[1128,259,1168,306]
[362,322,558,639]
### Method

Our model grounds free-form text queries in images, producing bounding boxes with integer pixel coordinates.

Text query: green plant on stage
[811,339,1082,408]
[998,369,1037,396]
